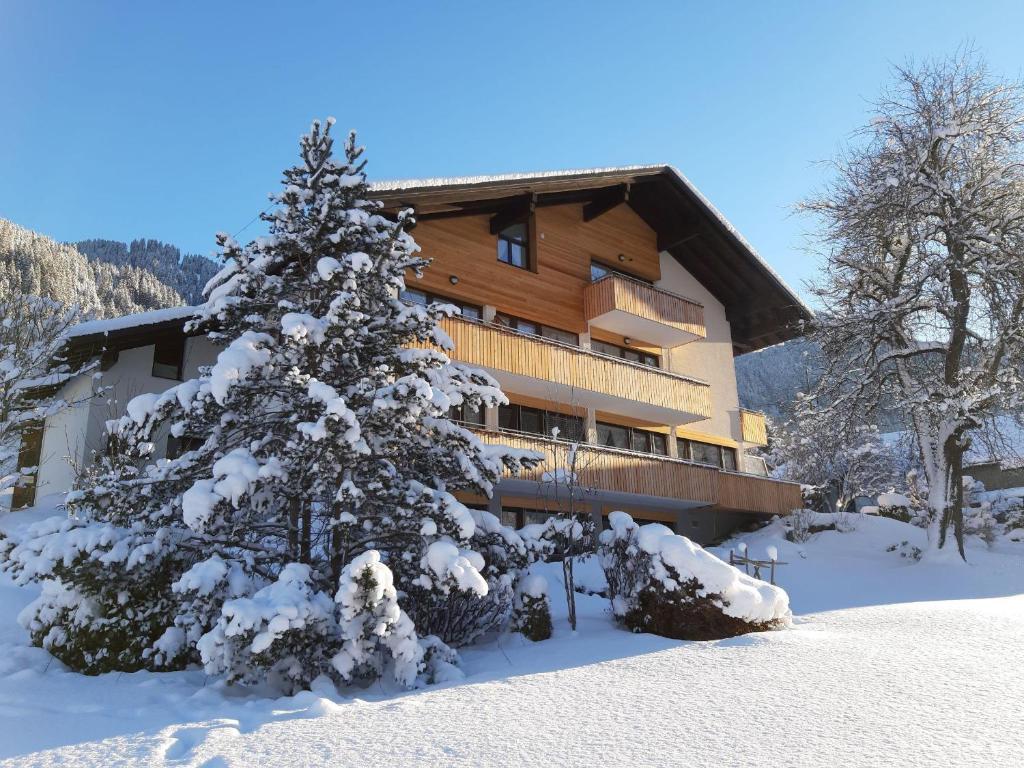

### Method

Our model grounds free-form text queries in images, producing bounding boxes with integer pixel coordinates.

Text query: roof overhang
[371,166,813,353]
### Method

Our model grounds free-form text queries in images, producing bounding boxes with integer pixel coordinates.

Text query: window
[448,403,484,425]
[678,438,738,470]
[597,422,668,455]
[497,222,529,269]
[591,339,659,368]
[493,313,578,346]
[498,404,584,442]
[166,434,205,460]
[152,334,186,380]
[590,260,651,284]
[400,288,481,320]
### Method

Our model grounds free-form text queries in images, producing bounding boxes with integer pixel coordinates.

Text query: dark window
[493,313,579,346]
[11,422,42,509]
[498,404,584,441]
[497,222,529,269]
[166,434,205,460]
[590,339,659,368]
[447,403,484,425]
[679,438,737,470]
[400,288,481,320]
[589,260,652,284]
[152,334,186,380]
[598,422,667,455]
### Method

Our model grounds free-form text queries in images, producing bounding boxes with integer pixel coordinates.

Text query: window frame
[597,421,669,456]
[498,403,584,442]
[151,334,186,381]
[400,287,482,320]
[493,312,579,346]
[590,338,660,369]
[497,221,530,270]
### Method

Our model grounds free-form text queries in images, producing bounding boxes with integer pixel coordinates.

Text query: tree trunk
[937,438,966,559]
[562,556,577,632]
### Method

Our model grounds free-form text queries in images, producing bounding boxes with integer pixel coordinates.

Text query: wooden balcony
[740,409,769,446]
[472,428,802,517]
[435,315,711,425]
[583,274,705,347]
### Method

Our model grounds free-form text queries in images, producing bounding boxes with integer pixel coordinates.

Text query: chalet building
[15,166,811,543]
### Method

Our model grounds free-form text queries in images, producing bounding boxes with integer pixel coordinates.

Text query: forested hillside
[735,339,822,420]
[76,238,219,306]
[0,219,218,319]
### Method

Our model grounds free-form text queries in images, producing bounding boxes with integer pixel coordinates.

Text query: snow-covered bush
[3,119,539,691]
[512,575,552,642]
[785,508,819,543]
[198,563,338,694]
[598,512,790,640]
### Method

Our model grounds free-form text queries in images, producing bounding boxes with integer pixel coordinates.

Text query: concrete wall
[655,252,744,448]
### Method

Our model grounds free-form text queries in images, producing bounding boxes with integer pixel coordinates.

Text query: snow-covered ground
[1,501,1022,767]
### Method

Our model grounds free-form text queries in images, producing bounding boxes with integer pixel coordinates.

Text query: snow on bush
[512,574,552,642]
[599,512,790,640]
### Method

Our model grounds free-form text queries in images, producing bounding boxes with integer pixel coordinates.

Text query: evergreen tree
[3,119,538,687]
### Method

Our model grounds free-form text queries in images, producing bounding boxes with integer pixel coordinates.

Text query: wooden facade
[740,409,769,447]
[583,274,706,344]
[432,315,712,422]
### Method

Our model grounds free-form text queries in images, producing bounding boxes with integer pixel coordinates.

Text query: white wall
[34,334,219,499]
[655,252,743,446]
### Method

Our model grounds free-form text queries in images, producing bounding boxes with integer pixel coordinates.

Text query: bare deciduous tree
[804,51,1024,559]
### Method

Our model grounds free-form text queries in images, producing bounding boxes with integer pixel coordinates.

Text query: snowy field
[1,501,1022,767]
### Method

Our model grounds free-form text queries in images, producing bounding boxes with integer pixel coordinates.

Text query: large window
[498,403,584,442]
[596,422,668,455]
[590,339,659,369]
[400,288,482,320]
[493,313,578,346]
[152,334,186,380]
[679,438,738,470]
[497,222,529,269]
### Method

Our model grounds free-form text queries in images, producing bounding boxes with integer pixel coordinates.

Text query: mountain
[0,219,219,319]
[735,338,822,421]
[75,238,219,307]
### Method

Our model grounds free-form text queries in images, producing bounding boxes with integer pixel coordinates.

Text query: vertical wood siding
[740,409,769,446]
[433,315,712,419]
[583,275,706,340]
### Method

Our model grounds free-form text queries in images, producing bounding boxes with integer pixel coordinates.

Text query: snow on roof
[371,164,813,318]
[65,305,199,340]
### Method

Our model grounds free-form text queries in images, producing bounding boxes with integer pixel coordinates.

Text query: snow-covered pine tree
[4,119,538,685]
[803,52,1024,559]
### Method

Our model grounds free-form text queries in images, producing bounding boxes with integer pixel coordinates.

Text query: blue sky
[2,1,1022,302]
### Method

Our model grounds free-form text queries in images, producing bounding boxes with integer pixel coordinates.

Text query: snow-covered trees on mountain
[1,219,219,319]
[76,238,219,306]
[1,119,539,691]
[0,295,85,510]
[803,52,1024,559]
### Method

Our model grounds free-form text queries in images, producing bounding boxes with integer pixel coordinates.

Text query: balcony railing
[583,274,705,347]
[432,314,712,425]
[739,409,769,446]
[471,427,802,516]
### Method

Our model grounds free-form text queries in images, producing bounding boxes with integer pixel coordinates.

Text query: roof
[372,165,812,351]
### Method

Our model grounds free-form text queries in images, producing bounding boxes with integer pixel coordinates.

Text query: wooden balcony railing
[740,409,769,446]
[471,428,802,516]
[583,274,705,347]
[434,315,712,424]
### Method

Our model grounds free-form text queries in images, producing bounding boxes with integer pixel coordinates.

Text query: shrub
[598,512,790,641]
[512,575,552,642]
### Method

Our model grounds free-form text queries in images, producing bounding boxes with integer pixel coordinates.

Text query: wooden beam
[489,194,535,235]
[582,183,630,222]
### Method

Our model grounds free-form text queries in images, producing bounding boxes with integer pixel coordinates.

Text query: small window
[590,261,612,282]
[497,222,529,269]
[166,434,204,460]
[500,507,523,528]
[591,339,659,369]
[400,288,481,320]
[498,404,583,441]
[721,448,737,472]
[597,422,630,450]
[152,335,186,380]
[448,404,484,425]
[540,325,578,346]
